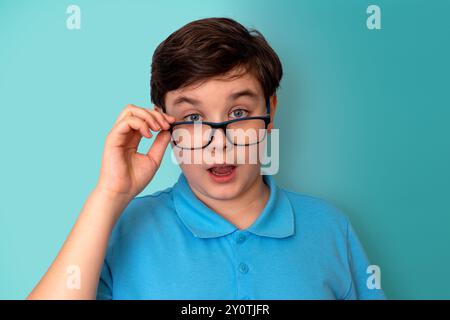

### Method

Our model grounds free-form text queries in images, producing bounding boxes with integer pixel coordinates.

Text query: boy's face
[163,69,276,201]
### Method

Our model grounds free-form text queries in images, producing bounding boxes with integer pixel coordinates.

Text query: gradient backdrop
[1,0,449,299]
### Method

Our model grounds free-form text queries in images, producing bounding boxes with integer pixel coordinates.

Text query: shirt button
[238,263,249,274]
[236,234,246,244]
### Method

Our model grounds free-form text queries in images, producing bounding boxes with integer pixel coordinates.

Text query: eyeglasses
[169,99,271,150]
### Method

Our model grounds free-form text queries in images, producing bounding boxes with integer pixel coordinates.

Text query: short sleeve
[96,257,113,300]
[344,219,386,300]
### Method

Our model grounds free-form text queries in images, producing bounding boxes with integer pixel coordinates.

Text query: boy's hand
[95,104,175,201]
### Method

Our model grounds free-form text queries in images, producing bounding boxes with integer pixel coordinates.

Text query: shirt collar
[172,172,295,239]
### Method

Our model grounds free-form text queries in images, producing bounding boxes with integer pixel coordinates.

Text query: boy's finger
[150,109,171,130]
[118,105,163,131]
[115,104,140,125]
[161,112,176,123]
[146,130,171,169]
[115,116,151,138]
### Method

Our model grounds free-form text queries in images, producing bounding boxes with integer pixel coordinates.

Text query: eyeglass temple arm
[265,97,271,115]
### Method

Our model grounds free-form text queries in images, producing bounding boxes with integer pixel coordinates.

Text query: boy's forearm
[27,187,131,300]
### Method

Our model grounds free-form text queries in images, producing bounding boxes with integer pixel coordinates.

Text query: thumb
[146,130,171,169]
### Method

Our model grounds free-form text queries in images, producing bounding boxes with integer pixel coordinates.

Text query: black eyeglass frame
[168,98,271,150]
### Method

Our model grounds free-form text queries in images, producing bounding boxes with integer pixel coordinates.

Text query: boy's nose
[206,127,229,151]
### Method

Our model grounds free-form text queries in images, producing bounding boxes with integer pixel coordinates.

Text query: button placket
[236,233,247,244]
[234,231,252,299]
[238,262,249,274]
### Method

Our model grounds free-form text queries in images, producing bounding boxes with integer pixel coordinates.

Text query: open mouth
[208,165,236,176]
[207,164,237,182]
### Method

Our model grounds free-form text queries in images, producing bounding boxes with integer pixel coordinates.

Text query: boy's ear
[154,105,164,113]
[268,94,278,133]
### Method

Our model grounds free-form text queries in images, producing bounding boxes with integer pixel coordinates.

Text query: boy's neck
[190,175,270,230]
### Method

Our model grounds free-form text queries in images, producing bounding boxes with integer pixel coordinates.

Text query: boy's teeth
[210,166,234,175]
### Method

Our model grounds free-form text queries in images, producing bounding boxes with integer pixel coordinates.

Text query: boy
[28,17,385,300]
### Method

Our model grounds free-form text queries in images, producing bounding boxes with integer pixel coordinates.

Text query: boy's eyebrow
[172,95,202,107]
[228,89,259,101]
[172,88,259,107]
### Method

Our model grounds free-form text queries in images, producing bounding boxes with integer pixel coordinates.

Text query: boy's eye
[184,114,202,122]
[229,109,248,119]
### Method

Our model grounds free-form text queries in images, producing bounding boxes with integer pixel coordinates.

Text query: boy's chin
[201,173,243,200]
[201,188,241,201]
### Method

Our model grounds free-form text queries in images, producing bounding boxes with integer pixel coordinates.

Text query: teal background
[1,0,449,299]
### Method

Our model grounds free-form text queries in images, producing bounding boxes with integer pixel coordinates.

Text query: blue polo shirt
[96,172,386,300]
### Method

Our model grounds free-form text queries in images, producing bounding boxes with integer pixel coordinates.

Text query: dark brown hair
[150,17,283,111]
